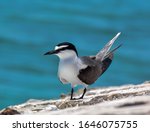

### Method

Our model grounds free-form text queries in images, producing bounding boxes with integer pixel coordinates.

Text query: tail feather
[96,32,121,61]
[101,44,122,75]
[103,44,122,60]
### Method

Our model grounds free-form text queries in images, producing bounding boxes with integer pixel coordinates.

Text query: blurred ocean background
[0,0,150,109]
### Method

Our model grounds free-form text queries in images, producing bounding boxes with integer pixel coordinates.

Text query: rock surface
[1,81,150,115]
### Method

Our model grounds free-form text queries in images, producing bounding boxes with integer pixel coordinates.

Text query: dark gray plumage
[78,53,113,85]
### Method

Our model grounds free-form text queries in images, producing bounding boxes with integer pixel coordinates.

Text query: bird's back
[78,54,113,85]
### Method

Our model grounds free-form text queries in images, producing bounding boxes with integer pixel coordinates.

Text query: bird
[44,32,121,100]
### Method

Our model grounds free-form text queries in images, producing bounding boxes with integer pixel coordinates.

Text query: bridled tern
[44,32,122,100]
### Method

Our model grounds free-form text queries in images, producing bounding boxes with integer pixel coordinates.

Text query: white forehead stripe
[55,45,68,50]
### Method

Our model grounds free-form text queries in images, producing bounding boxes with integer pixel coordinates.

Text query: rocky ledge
[1,81,150,115]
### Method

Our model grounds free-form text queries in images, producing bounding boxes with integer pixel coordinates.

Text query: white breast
[58,58,85,87]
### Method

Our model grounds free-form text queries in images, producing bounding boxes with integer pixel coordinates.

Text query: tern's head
[44,42,78,59]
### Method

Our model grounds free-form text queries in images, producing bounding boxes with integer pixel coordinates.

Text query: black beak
[44,50,58,55]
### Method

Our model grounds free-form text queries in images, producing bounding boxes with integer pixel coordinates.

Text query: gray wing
[78,56,103,85]
[96,32,121,61]
[78,32,122,85]
[78,54,114,85]
[79,56,98,66]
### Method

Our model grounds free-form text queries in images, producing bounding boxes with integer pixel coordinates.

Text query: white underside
[57,51,88,88]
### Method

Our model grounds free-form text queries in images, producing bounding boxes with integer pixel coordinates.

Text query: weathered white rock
[1,81,150,115]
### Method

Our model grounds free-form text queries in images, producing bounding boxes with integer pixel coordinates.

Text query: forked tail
[96,32,121,61]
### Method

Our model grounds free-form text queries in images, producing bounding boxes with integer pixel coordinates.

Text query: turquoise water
[0,0,150,109]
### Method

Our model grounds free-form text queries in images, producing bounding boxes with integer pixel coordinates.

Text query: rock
[0,81,150,114]
[0,108,20,115]
[47,96,150,115]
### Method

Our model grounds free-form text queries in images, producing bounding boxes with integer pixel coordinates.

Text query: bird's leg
[70,87,74,100]
[79,87,87,99]
[70,87,87,100]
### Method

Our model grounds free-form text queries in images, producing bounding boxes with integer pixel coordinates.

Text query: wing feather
[96,32,121,61]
